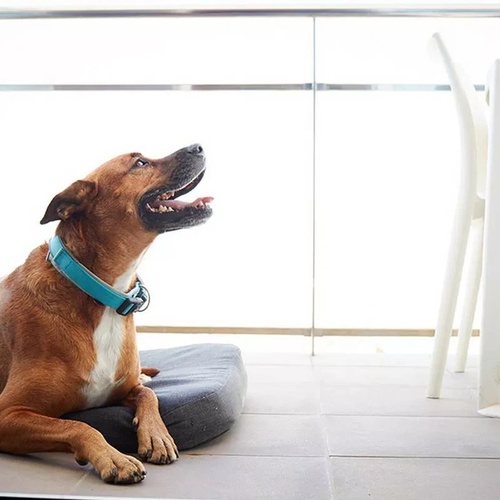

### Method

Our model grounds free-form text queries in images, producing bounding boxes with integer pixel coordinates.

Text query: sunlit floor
[1,335,500,500]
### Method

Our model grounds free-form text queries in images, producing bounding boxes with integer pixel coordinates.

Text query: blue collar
[46,235,149,316]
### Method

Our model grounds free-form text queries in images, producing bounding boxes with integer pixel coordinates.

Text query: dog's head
[40,144,213,235]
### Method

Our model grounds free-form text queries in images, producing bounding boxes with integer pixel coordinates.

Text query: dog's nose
[187,144,204,156]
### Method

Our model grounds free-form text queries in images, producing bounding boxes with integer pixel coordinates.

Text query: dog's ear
[40,180,98,224]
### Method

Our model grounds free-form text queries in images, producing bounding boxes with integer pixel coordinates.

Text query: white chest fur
[81,256,145,409]
[82,307,125,409]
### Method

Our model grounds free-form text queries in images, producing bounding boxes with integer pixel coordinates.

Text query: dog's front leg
[0,407,146,484]
[122,384,178,464]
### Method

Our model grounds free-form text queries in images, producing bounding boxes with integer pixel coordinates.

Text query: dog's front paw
[133,416,179,465]
[83,449,146,484]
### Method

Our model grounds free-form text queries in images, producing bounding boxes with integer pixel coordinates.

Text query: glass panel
[0,18,312,84]
[0,90,313,329]
[316,17,500,84]
[314,91,462,329]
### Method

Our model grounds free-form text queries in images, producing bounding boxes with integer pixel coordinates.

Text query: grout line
[241,412,321,416]
[69,470,93,493]
[328,455,500,460]
[321,414,487,419]
[317,386,337,497]
[320,414,482,418]
[183,452,328,459]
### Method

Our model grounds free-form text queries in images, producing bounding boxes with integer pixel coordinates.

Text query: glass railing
[0,6,498,346]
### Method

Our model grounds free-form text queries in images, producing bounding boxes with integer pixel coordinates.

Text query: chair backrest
[429,32,488,200]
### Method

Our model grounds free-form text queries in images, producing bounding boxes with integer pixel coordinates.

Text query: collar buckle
[116,282,150,316]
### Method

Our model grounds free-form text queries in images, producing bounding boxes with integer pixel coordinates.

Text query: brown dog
[0,144,212,484]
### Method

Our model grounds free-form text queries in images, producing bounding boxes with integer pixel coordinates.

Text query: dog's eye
[134,159,149,168]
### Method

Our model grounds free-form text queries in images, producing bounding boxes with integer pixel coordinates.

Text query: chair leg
[454,217,484,373]
[427,209,473,399]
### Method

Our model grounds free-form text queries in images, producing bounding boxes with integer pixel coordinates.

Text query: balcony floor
[1,336,499,500]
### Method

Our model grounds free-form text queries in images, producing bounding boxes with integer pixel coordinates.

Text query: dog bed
[63,343,247,452]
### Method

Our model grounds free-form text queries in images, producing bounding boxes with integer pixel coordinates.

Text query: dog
[0,144,213,484]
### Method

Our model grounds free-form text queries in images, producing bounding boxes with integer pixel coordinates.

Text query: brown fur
[0,147,208,484]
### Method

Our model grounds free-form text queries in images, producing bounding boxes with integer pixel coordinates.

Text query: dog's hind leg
[141,366,160,377]
[0,406,146,484]
[121,384,178,464]
[139,366,160,384]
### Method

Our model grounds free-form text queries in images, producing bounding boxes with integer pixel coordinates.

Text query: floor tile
[244,382,320,414]
[323,415,500,458]
[312,352,479,369]
[245,364,316,384]
[314,365,477,389]
[0,452,88,496]
[74,455,333,500]
[242,352,313,366]
[320,385,478,417]
[189,414,327,457]
[312,352,434,367]
[329,457,500,500]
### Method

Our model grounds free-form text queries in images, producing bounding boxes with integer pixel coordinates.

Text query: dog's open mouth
[146,172,213,214]
[139,168,213,232]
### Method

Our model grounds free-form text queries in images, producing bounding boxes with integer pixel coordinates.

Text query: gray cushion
[63,343,247,452]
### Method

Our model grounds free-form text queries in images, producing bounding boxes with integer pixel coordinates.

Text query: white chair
[478,59,500,416]
[426,33,488,399]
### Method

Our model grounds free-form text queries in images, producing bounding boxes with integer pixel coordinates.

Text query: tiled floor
[2,338,500,499]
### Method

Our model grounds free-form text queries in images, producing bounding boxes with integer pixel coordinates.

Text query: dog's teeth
[159,191,175,201]
[157,205,175,213]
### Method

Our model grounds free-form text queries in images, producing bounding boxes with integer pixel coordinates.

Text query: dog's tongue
[151,196,214,211]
